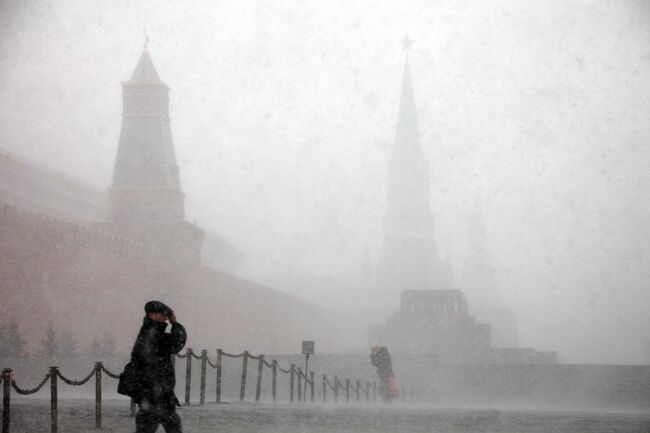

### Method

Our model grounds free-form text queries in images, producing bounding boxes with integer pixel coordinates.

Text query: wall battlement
[0,202,152,257]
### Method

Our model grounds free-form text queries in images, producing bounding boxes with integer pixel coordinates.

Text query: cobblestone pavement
[3,399,650,433]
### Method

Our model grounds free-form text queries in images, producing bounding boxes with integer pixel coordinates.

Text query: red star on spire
[401,35,414,51]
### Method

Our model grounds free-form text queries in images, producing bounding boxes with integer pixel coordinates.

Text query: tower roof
[394,60,423,160]
[386,53,431,220]
[377,41,453,295]
[130,49,161,82]
[110,46,183,224]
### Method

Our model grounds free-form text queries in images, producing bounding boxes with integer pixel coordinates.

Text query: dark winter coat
[130,317,187,405]
[370,346,393,380]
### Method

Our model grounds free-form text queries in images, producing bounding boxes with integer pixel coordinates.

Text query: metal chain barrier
[277,364,292,374]
[2,350,384,433]
[56,368,95,386]
[11,373,51,395]
[180,349,294,374]
[206,357,218,369]
[296,369,312,384]
[100,365,120,379]
[323,376,336,391]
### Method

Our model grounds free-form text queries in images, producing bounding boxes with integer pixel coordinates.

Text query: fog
[1,0,649,365]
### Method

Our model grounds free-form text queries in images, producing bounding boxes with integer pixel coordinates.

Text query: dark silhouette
[370,343,397,403]
[131,300,186,433]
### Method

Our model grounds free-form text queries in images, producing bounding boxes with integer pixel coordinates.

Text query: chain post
[296,368,302,403]
[310,371,315,402]
[322,375,327,403]
[255,355,264,402]
[345,378,350,403]
[50,366,58,433]
[289,364,295,403]
[184,348,193,405]
[271,360,277,403]
[372,381,376,402]
[334,374,338,402]
[365,381,370,402]
[200,350,207,405]
[95,362,102,429]
[239,351,249,401]
[2,368,11,433]
[216,349,223,403]
[355,380,360,403]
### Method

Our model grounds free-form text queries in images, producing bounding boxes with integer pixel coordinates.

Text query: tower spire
[388,37,429,219]
[401,35,414,61]
[130,45,161,82]
[110,48,183,225]
[105,43,204,302]
[376,39,452,307]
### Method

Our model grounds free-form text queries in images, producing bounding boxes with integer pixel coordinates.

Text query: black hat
[144,300,172,316]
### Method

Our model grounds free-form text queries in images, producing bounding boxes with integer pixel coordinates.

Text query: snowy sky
[0,0,649,364]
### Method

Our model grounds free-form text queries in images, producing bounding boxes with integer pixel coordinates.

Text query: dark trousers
[136,399,182,433]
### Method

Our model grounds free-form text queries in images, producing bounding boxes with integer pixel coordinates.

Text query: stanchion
[50,366,58,433]
[296,368,303,403]
[216,349,223,403]
[185,348,193,405]
[310,371,315,402]
[95,362,102,429]
[345,378,350,403]
[322,375,327,403]
[239,351,249,401]
[255,355,264,402]
[200,350,207,405]
[271,360,277,403]
[334,375,339,402]
[2,368,11,433]
[289,364,295,403]
[356,380,360,403]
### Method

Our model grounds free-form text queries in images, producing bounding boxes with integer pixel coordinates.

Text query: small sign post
[301,341,315,401]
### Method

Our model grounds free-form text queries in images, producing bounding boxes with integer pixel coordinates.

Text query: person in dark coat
[131,300,187,433]
[370,343,396,403]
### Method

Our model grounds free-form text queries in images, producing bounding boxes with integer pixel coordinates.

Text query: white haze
[0,0,649,364]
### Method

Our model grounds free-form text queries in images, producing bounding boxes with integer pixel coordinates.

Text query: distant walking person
[131,300,187,433]
[370,343,398,403]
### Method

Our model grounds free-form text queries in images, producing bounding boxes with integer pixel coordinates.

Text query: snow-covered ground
[4,398,650,433]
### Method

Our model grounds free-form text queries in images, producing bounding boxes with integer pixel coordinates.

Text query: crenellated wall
[0,201,364,355]
[0,202,162,352]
